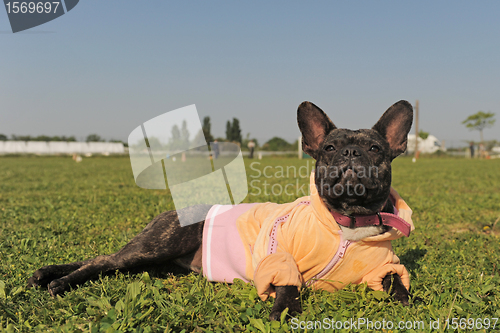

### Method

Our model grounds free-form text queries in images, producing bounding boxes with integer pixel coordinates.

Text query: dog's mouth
[315,163,386,215]
[317,164,378,193]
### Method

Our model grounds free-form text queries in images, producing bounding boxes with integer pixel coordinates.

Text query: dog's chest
[338,225,386,241]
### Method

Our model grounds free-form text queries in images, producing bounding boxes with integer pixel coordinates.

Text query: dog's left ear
[372,100,414,160]
[297,101,337,160]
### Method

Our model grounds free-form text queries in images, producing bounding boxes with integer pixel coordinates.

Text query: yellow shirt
[236,173,414,300]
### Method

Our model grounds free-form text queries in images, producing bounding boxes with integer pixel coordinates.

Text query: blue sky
[1,1,499,147]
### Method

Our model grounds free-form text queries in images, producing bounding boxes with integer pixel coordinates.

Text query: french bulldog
[28,100,414,321]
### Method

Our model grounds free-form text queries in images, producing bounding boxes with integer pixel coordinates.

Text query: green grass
[1,156,499,332]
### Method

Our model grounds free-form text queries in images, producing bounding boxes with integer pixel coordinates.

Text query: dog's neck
[338,224,386,241]
[332,199,394,241]
[330,198,412,241]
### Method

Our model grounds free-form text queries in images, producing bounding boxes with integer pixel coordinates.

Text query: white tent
[406,134,445,154]
[26,141,50,154]
[48,142,70,154]
[1,141,27,154]
[0,141,125,155]
[87,142,125,154]
[65,142,91,154]
[89,142,124,154]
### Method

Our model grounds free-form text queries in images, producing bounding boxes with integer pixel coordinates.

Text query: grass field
[1,156,499,332]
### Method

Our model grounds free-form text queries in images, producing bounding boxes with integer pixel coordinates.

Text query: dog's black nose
[342,146,361,157]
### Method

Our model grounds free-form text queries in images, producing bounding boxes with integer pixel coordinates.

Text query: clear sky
[1,1,499,147]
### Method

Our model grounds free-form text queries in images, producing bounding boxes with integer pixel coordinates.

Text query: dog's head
[298,100,413,216]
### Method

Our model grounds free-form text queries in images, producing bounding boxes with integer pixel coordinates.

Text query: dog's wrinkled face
[298,101,413,216]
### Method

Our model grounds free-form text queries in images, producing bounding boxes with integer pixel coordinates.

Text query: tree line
[1,117,299,152]
[202,116,297,151]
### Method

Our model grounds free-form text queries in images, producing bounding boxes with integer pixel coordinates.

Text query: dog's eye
[369,145,380,153]
[324,145,335,152]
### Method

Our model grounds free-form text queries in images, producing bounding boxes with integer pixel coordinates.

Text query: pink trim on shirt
[202,203,258,283]
[306,232,351,287]
[267,201,310,255]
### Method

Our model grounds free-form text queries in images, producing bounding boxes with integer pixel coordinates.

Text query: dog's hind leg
[30,205,211,296]
[27,261,88,288]
[382,273,410,306]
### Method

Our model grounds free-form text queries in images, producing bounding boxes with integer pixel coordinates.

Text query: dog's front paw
[394,289,410,306]
[269,286,302,321]
[48,278,69,297]
[270,302,302,321]
[382,273,410,306]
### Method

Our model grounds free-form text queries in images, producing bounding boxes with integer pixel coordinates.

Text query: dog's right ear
[297,101,337,160]
[372,100,414,160]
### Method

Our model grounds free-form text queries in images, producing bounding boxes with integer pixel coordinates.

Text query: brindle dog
[28,100,413,320]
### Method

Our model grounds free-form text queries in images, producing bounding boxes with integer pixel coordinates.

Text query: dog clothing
[202,172,414,301]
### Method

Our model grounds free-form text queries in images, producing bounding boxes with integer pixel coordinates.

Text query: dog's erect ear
[297,101,337,159]
[372,100,414,159]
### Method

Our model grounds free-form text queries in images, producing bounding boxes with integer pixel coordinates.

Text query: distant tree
[462,111,496,144]
[45,135,76,142]
[9,134,77,141]
[171,125,181,142]
[484,139,500,151]
[418,130,429,140]
[167,124,182,150]
[145,136,162,149]
[225,118,242,143]
[181,120,190,148]
[32,135,51,141]
[109,139,125,144]
[165,122,190,151]
[231,118,242,144]
[12,135,32,141]
[0,134,7,141]
[192,129,206,149]
[225,121,232,141]
[202,117,214,143]
[262,137,293,151]
[86,134,103,142]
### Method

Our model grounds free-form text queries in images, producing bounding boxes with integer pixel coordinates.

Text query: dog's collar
[330,208,412,237]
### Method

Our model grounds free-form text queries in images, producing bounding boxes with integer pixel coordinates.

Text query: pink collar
[330,206,412,237]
